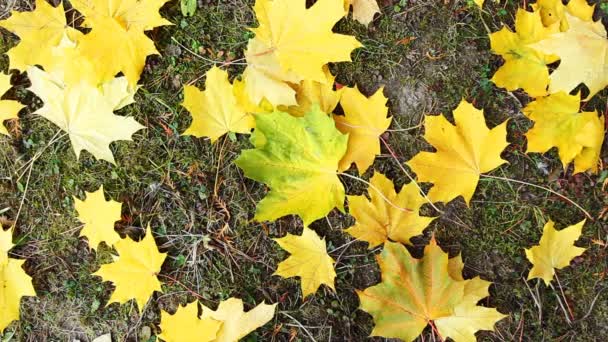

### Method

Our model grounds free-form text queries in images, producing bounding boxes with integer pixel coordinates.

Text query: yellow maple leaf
[182,67,255,142]
[406,100,509,205]
[358,238,505,342]
[284,66,342,117]
[27,66,144,164]
[94,226,166,312]
[242,38,301,107]
[71,0,172,85]
[74,186,122,251]
[334,86,392,173]
[158,301,222,342]
[0,73,23,136]
[525,219,587,285]
[523,92,605,174]
[345,172,435,248]
[533,0,594,30]
[344,0,380,26]
[489,9,558,97]
[0,228,36,332]
[251,0,362,82]
[232,78,274,115]
[200,298,276,342]
[274,227,336,297]
[531,13,608,99]
[0,0,81,72]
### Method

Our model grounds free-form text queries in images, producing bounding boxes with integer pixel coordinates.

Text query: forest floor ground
[1,0,608,341]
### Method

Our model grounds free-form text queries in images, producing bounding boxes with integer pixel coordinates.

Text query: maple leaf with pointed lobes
[27,67,144,164]
[70,0,172,86]
[533,0,595,30]
[158,302,222,342]
[0,228,36,332]
[0,73,23,136]
[358,238,506,342]
[406,100,509,205]
[525,219,587,285]
[182,67,255,142]
[201,298,276,342]
[235,108,348,225]
[274,227,336,297]
[334,86,392,174]
[344,0,380,26]
[94,226,166,312]
[346,172,435,248]
[531,14,608,99]
[489,9,558,97]
[523,92,605,174]
[0,0,81,72]
[74,186,122,250]
[285,66,342,117]
[251,0,362,82]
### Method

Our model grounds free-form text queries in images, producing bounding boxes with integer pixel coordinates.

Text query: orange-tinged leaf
[74,186,122,250]
[285,66,342,117]
[274,227,335,297]
[334,86,392,174]
[525,219,587,285]
[158,302,221,342]
[406,100,509,205]
[358,239,505,342]
[345,172,435,248]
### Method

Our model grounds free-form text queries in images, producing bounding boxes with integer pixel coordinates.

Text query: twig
[280,312,318,342]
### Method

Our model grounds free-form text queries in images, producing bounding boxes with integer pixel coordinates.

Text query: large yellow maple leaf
[27,67,144,164]
[0,228,36,332]
[94,227,166,312]
[531,13,608,99]
[0,73,23,136]
[344,0,380,26]
[489,9,558,97]
[274,227,336,297]
[523,92,605,174]
[406,100,509,205]
[74,186,122,251]
[0,0,81,72]
[358,238,506,342]
[235,108,348,225]
[525,219,587,285]
[70,0,172,85]
[346,172,436,248]
[200,298,276,342]
[333,86,392,174]
[158,301,222,342]
[251,0,362,82]
[182,67,255,142]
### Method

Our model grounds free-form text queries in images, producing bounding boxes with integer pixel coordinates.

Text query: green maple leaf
[235,107,348,225]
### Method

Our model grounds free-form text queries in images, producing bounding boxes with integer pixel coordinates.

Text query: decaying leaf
[346,172,435,248]
[74,186,122,250]
[235,108,348,225]
[158,301,221,342]
[525,219,587,285]
[274,227,335,297]
[182,67,255,142]
[94,226,166,312]
[200,298,276,342]
[358,238,505,342]
[406,100,509,205]
[0,73,23,136]
[523,92,604,174]
[27,66,144,164]
[334,86,391,174]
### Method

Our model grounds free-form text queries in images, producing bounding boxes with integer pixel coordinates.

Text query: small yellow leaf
[344,0,380,26]
[474,0,484,7]
[274,227,336,297]
[200,298,276,342]
[182,67,255,142]
[158,301,222,342]
[94,226,166,312]
[334,86,392,174]
[345,172,435,248]
[525,219,587,285]
[0,73,23,136]
[74,186,122,251]
[406,100,509,205]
